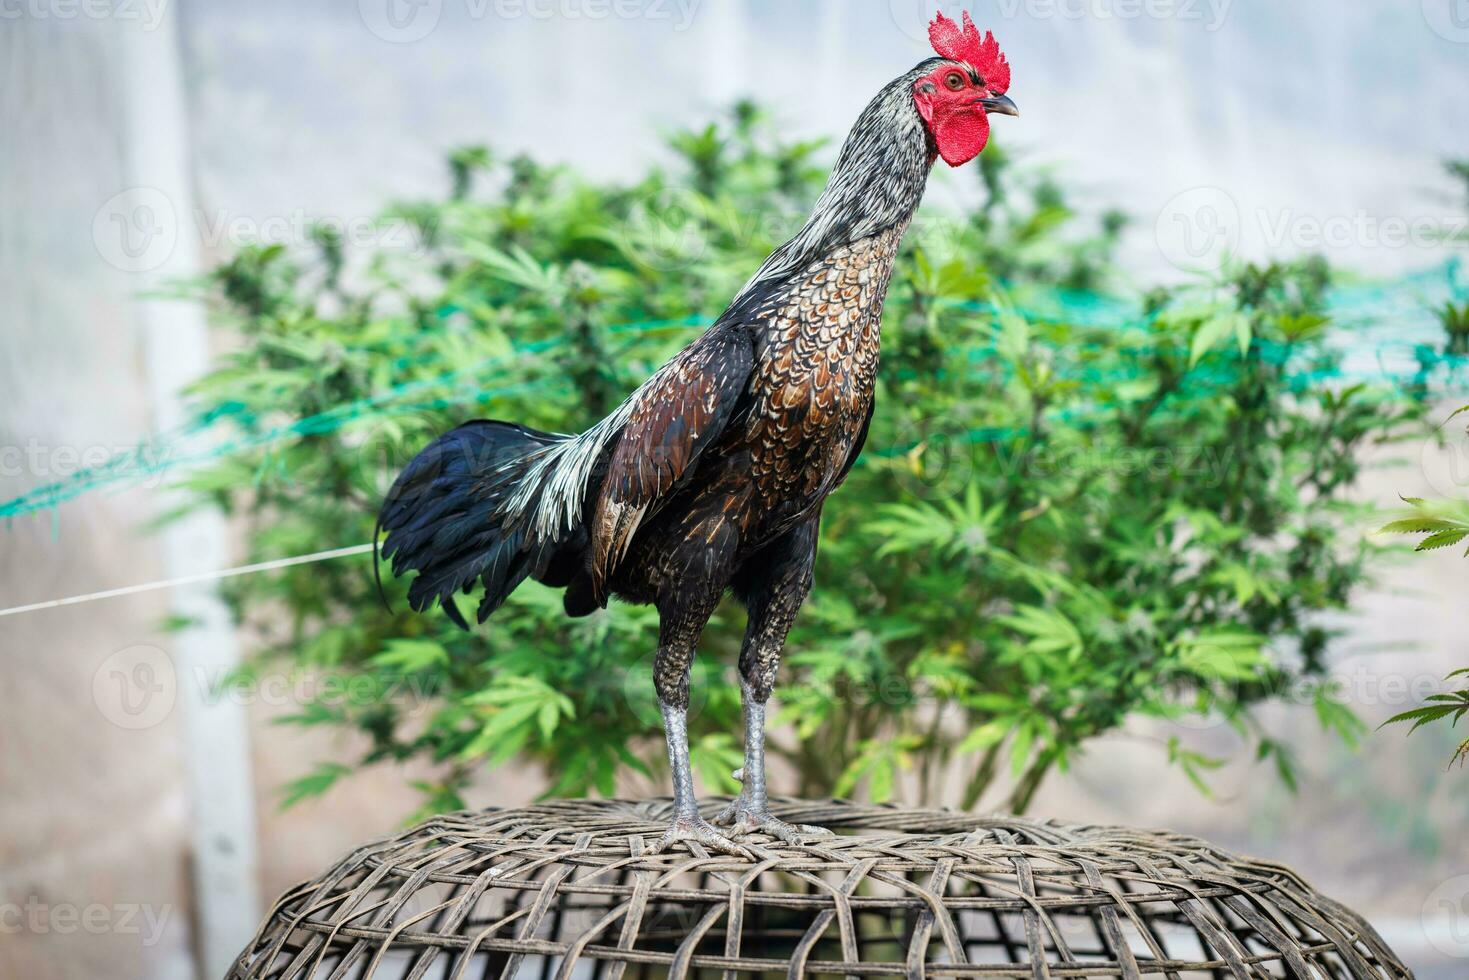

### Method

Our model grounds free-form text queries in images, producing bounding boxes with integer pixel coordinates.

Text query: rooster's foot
[711,799,833,843]
[648,814,755,859]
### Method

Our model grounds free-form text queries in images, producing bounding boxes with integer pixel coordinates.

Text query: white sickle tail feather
[375,417,620,627]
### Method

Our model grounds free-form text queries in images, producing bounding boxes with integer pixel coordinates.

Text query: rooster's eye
[944,72,965,91]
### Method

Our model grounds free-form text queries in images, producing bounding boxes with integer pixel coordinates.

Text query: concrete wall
[0,17,196,980]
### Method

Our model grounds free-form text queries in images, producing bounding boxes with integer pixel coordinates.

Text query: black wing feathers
[587,323,755,599]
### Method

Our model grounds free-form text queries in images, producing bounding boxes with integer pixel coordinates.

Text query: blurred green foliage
[179,103,1444,816]
[1378,160,1469,772]
[1378,427,1469,771]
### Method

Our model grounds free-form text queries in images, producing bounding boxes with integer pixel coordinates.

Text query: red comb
[928,11,1010,95]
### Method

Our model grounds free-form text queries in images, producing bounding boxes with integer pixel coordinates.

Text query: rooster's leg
[712,681,831,842]
[648,597,753,859]
[714,520,832,842]
[652,701,750,858]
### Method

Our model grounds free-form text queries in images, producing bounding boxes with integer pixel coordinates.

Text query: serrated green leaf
[957,720,1010,754]
[1378,518,1459,535]
[279,762,352,809]
[1416,530,1468,552]
[370,639,449,672]
[1190,311,1245,366]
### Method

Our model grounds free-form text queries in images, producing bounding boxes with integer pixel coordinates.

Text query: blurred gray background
[2,2,1467,978]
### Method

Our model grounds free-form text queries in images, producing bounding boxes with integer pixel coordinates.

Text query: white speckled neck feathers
[730,62,940,310]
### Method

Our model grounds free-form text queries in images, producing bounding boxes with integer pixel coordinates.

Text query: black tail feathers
[375,420,582,629]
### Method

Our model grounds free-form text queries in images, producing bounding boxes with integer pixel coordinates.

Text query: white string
[0,543,375,619]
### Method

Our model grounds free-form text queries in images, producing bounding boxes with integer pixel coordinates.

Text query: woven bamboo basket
[228,798,1412,979]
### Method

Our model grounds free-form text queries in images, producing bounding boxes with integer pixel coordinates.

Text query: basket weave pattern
[229,798,1412,979]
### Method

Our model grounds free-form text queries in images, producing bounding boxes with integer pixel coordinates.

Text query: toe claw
[707,800,831,843]
[709,804,741,828]
[704,836,755,860]
[650,816,754,860]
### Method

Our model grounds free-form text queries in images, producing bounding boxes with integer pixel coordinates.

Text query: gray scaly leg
[650,700,752,858]
[713,679,831,842]
[646,599,752,858]
[712,519,831,842]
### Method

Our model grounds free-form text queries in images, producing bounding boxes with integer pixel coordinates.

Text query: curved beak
[980,94,1019,118]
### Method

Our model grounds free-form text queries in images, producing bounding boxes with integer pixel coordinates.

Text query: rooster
[378,12,1015,855]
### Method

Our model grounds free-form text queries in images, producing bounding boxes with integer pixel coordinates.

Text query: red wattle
[932,112,991,167]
